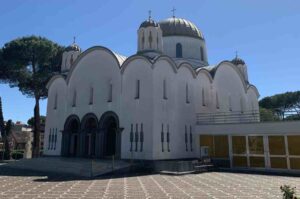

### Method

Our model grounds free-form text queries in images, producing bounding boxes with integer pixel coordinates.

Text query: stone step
[2,157,131,177]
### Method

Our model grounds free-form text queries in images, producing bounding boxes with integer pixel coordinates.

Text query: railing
[196,110,300,125]
[196,110,260,125]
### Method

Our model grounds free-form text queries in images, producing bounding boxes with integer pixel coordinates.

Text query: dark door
[106,126,116,156]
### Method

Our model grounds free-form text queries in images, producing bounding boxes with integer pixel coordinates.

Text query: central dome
[158,17,204,40]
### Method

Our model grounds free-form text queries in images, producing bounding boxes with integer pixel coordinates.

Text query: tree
[27,115,46,127]
[3,120,12,160]
[259,107,279,122]
[0,36,64,157]
[0,97,4,138]
[0,98,13,160]
[259,91,300,120]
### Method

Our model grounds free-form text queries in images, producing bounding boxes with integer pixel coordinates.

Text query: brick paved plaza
[0,167,300,199]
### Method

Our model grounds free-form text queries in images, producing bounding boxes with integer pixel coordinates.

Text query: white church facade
[44,16,260,161]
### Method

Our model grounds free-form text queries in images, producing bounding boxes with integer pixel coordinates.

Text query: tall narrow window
[240,96,244,113]
[48,128,52,150]
[186,83,190,104]
[149,31,153,48]
[216,92,220,109]
[135,80,140,99]
[189,126,193,152]
[185,125,188,151]
[229,95,232,111]
[141,31,145,50]
[135,124,139,152]
[167,124,170,152]
[200,46,204,61]
[163,79,167,100]
[140,123,144,152]
[72,90,77,107]
[176,43,182,58]
[161,124,164,152]
[51,128,55,150]
[130,124,133,152]
[108,83,112,102]
[54,93,58,110]
[202,88,206,106]
[89,87,94,105]
[54,128,57,150]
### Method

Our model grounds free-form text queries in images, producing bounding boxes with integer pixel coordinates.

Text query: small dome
[231,57,245,65]
[65,43,80,52]
[158,17,204,40]
[139,19,159,28]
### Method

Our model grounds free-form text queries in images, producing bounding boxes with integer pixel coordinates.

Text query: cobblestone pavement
[0,168,300,199]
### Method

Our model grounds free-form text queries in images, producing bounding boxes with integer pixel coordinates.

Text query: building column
[263,135,270,169]
[79,129,86,157]
[228,135,233,168]
[284,135,290,170]
[245,135,250,168]
[96,129,104,159]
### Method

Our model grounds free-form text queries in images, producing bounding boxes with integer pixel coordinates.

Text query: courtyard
[0,167,300,199]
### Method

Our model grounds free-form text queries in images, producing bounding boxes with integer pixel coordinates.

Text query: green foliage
[259,91,300,121]
[280,185,297,199]
[259,107,279,121]
[0,35,64,157]
[0,97,4,137]
[27,115,46,127]
[0,35,64,98]
[3,120,12,160]
[11,150,24,160]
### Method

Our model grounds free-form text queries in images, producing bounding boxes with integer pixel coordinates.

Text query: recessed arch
[61,114,81,157]
[98,111,121,158]
[80,113,98,157]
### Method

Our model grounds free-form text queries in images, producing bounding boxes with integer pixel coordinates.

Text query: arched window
[200,46,204,61]
[141,31,145,50]
[163,79,167,100]
[72,90,77,107]
[54,93,58,110]
[149,31,153,48]
[176,43,182,58]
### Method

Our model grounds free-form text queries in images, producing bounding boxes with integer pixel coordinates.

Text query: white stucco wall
[45,46,259,161]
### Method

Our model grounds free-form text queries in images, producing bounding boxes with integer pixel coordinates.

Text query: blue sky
[0,0,299,123]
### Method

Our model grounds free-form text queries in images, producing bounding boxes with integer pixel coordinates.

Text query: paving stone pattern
[0,168,300,199]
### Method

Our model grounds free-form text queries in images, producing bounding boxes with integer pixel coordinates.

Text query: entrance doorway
[62,115,80,157]
[99,111,121,158]
[81,114,98,158]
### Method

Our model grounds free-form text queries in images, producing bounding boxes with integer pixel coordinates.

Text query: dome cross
[148,10,152,21]
[235,50,239,58]
[171,7,176,18]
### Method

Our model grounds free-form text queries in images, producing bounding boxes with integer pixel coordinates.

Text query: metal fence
[196,110,300,125]
[196,110,260,125]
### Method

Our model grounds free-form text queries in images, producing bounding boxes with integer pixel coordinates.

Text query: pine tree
[0,97,5,159]
[0,97,4,138]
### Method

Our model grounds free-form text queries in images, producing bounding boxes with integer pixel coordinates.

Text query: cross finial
[171,7,176,18]
[73,36,76,44]
[148,10,152,21]
[235,50,238,58]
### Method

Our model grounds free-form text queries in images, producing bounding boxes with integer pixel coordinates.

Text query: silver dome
[158,17,204,40]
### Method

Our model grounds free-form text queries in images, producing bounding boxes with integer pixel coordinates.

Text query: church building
[44,14,260,161]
